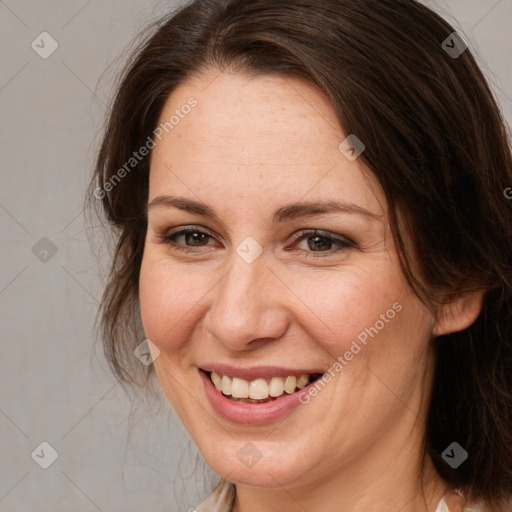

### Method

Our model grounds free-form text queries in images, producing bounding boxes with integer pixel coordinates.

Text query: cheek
[317,276,432,412]
[139,244,427,368]
[292,262,410,360]
[138,253,205,352]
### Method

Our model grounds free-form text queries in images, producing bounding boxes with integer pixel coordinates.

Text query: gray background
[0,1,510,511]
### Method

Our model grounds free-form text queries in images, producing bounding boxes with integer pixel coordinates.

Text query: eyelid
[163,224,217,238]
[158,225,355,256]
[157,225,220,253]
[161,225,353,244]
[288,229,354,247]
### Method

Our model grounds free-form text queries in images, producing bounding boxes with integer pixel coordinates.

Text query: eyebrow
[147,195,383,225]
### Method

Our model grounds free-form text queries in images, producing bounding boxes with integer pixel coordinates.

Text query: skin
[138,69,483,512]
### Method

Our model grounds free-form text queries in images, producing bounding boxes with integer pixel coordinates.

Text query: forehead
[148,70,385,216]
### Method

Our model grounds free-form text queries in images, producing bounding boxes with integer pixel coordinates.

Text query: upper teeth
[210,372,312,399]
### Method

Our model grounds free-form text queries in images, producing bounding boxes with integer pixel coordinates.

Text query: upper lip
[199,364,325,381]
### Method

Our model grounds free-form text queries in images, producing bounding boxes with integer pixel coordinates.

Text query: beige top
[194,480,487,512]
[435,493,485,512]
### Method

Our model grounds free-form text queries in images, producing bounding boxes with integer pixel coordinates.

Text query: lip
[199,368,323,425]
[198,363,325,381]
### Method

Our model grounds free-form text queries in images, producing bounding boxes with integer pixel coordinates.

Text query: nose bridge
[206,249,288,349]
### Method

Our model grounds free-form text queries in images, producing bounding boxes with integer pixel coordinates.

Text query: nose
[204,250,290,352]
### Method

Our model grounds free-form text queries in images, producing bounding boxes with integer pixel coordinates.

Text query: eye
[158,226,217,253]
[289,229,354,258]
[157,226,354,258]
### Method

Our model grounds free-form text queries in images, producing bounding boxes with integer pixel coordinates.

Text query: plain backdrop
[0,1,510,511]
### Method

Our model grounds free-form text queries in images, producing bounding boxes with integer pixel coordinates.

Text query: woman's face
[139,70,438,489]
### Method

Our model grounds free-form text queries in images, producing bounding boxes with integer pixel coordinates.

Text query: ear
[432,289,486,337]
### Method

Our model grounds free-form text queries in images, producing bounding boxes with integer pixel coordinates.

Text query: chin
[198,438,317,489]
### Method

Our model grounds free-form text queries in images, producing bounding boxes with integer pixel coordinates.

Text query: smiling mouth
[202,370,324,404]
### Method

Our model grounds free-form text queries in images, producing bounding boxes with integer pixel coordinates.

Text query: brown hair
[87,0,512,510]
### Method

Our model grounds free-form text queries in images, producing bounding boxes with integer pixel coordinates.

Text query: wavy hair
[87,1,512,510]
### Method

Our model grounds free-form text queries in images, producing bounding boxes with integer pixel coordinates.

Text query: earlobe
[432,289,486,337]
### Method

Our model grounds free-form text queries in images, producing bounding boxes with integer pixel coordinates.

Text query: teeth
[269,376,284,397]
[284,376,297,394]
[209,371,314,400]
[249,379,269,399]
[296,374,309,389]
[231,377,249,398]
[221,374,231,395]
[211,372,222,391]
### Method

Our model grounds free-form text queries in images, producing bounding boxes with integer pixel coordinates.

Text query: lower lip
[199,369,316,425]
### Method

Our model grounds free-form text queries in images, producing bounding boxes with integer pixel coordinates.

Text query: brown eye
[180,231,210,247]
[159,227,217,253]
[291,230,354,258]
[307,234,334,251]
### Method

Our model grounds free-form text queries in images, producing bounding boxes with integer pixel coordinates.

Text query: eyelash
[157,226,354,258]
